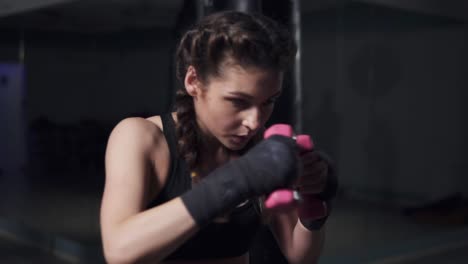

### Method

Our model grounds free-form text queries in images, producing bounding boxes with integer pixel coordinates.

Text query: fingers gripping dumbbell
[263,124,328,220]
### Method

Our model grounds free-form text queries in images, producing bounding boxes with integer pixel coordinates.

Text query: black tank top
[147,113,262,260]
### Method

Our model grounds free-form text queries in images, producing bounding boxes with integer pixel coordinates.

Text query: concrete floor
[1,170,467,264]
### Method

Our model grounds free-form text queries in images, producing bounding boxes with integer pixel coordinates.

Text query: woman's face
[186,64,283,151]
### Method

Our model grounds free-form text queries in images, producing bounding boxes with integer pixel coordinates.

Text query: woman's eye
[231,99,249,108]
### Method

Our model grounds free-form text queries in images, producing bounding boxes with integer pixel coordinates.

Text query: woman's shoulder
[145,112,178,132]
[107,115,170,152]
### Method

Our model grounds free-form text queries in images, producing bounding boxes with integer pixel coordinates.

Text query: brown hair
[174,11,296,170]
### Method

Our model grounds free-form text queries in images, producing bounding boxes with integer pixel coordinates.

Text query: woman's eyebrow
[226,90,282,100]
[226,91,254,100]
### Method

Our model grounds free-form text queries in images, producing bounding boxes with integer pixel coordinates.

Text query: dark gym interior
[1,0,468,263]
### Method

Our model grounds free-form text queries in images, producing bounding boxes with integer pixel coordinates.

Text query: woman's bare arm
[100,117,199,264]
[267,210,325,264]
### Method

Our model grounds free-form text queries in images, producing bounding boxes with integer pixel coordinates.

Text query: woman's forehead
[212,67,282,98]
[217,63,282,83]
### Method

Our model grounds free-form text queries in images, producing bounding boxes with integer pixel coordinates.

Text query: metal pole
[292,0,302,132]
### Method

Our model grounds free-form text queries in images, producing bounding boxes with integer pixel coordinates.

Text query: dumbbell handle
[263,124,313,209]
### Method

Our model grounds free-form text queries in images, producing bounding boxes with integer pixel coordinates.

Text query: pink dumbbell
[263,124,328,220]
[263,124,313,209]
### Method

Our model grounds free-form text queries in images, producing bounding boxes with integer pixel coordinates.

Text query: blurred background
[1,0,468,263]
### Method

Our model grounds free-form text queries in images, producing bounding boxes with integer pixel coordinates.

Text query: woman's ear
[184,66,201,97]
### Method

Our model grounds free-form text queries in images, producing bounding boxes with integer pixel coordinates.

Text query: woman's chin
[225,136,249,151]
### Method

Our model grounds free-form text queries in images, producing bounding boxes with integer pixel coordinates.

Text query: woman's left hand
[295,151,329,195]
[264,150,331,214]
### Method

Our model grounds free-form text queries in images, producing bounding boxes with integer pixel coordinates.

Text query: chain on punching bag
[198,0,262,18]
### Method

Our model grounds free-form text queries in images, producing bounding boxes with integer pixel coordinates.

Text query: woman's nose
[242,108,261,132]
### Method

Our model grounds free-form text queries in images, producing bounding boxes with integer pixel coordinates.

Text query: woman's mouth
[230,135,249,145]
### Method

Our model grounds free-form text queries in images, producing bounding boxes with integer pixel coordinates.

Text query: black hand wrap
[316,150,338,202]
[181,135,298,227]
[300,150,339,231]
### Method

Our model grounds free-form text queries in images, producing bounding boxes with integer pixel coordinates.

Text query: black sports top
[146,113,262,260]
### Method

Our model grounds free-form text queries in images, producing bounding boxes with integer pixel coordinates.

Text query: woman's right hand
[181,135,300,226]
[239,135,300,196]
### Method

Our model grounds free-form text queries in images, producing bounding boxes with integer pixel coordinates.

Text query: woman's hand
[265,151,329,214]
[295,151,329,195]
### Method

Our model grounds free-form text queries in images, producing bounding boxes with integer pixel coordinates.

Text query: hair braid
[174,89,200,171]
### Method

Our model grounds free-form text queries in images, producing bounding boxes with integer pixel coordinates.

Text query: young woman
[100,11,336,264]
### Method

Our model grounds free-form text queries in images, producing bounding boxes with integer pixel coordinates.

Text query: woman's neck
[194,128,243,178]
[197,136,232,175]
[192,117,243,177]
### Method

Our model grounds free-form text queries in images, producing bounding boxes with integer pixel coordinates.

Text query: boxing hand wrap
[298,196,329,231]
[298,150,338,231]
[315,150,338,201]
[181,135,299,227]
